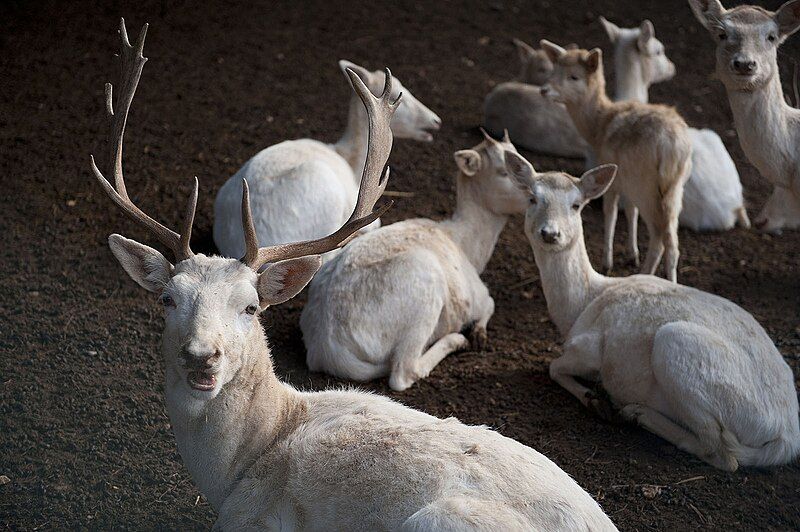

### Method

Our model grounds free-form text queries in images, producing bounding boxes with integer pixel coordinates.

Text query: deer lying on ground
[599,16,750,232]
[483,40,589,158]
[213,60,441,261]
[91,20,618,531]
[540,41,692,282]
[301,130,529,391]
[504,151,800,471]
[689,0,800,233]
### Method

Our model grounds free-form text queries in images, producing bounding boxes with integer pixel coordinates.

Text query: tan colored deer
[540,41,692,282]
[89,19,618,530]
[689,0,800,232]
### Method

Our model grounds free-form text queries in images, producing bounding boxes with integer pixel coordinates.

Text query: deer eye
[767,34,776,42]
[529,196,538,205]
[569,74,580,81]
[245,304,258,315]
[161,293,175,307]
[572,203,581,211]
[718,32,727,41]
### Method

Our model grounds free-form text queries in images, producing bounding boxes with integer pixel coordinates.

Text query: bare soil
[2,0,799,529]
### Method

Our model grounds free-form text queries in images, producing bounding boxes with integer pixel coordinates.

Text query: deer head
[339,60,441,142]
[539,40,605,105]
[504,150,617,251]
[599,17,676,87]
[91,20,396,407]
[454,129,530,215]
[689,0,800,91]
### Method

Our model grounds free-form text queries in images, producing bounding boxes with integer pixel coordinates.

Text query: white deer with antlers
[89,20,618,531]
[213,60,441,262]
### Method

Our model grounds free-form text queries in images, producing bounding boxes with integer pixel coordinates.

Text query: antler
[90,18,198,262]
[241,67,400,270]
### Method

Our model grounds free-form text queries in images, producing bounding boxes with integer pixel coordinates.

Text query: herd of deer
[87,0,800,529]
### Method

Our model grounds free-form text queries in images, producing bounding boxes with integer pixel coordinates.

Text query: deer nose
[431,115,442,130]
[732,58,756,75]
[540,85,551,96]
[540,227,560,244]
[182,343,221,367]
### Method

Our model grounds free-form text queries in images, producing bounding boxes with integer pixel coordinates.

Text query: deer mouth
[188,370,217,391]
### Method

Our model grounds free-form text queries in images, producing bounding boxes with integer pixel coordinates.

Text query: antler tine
[240,179,260,265]
[502,129,511,143]
[90,18,196,262]
[242,67,399,270]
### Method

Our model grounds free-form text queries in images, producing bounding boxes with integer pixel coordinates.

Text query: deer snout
[181,342,222,369]
[731,56,757,75]
[540,226,561,244]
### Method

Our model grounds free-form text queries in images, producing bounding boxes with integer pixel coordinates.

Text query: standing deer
[483,41,589,158]
[599,16,750,232]
[213,60,441,261]
[91,20,618,531]
[540,41,692,282]
[689,0,800,232]
[504,151,800,471]
[301,131,529,391]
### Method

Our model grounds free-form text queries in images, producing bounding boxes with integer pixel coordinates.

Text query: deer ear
[578,164,617,201]
[638,20,655,51]
[688,0,726,32]
[339,60,374,90]
[257,256,322,308]
[599,16,621,43]
[454,149,482,176]
[776,0,800,39]
[504,150,537,192]
[539,39,567,63]
[513,38,537,62]
[583,48,602,73]
[108,234,173,293]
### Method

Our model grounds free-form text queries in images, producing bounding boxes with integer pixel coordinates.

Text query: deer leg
[602,191,620,273]
[640,221,665,276]
[389,333,468,392]
[624,200,639,267]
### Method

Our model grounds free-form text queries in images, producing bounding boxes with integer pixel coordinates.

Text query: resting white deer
[504,151,800,471]
[91,20,618,531]
[483,41,589,158]
[540,41,692,282]
[599,16,750,232]
[301,131,529,391]
[690,0,800,232]
[213,60,441,260]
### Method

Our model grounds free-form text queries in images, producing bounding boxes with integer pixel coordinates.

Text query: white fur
[301,137,529,391]
[506,153,800,471]
[213,61,441,260]
[689,0,800,232]
[107,240,617,530]
[599,16,749,232]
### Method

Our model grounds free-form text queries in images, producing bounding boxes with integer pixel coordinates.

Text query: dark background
[2,0,799,529]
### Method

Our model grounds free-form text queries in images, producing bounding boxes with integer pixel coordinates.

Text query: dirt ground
[2,0,799,529]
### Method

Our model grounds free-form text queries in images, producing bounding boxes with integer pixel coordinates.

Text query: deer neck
[533,227,608,336]
[563,80,615,152]
[725,70,794,188]
[441,173,510,273]
[614,50,649,103]
[164,325,304,511]
[333,95,370,184]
